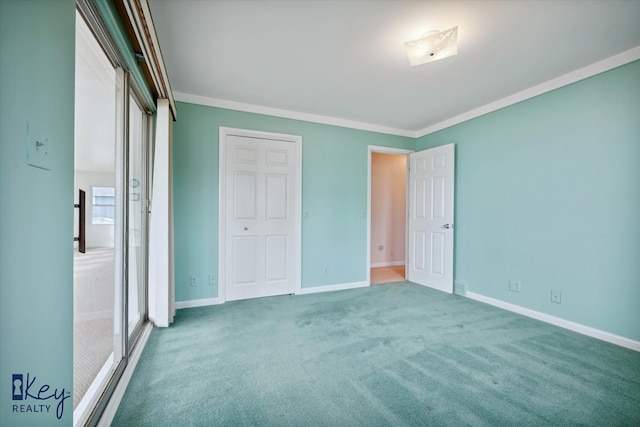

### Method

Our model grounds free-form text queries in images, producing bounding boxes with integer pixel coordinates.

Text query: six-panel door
[408,144,455,293]
[225,134,297,301]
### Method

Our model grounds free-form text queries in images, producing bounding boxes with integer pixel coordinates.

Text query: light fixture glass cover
[405,26,458,66]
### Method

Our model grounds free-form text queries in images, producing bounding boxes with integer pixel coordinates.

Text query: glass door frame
[126,91,151,347]
[74,2,153,425]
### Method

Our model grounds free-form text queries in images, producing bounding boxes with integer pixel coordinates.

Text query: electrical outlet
[190,276,197,287]
[509,280,521,293]
[323,267,329,275]
[208,275,216,286]
[551,290,561,304]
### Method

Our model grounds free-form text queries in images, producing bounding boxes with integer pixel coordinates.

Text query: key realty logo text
[11,373,71,420]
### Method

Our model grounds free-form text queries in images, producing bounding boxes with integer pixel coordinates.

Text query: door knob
[443,224,453,229]
[244,227,248,231]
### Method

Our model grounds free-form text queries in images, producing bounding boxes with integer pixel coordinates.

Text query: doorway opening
[367,147,413,284]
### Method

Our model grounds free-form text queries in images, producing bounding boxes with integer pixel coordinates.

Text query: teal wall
[172,102,414,302]
[175,62,640,343]
[0,1,76,425]
[1,6,635,425]
[416,60,640,341]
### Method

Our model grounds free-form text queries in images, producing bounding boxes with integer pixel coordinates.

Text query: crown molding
[416,46,640,138]
[173,92,417,138]
[174,46,639,140]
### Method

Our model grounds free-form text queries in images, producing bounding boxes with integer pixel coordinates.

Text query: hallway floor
[371,265,405,284]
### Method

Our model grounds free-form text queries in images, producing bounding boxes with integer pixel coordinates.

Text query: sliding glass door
[73,8,151,426]
[73,11,119,420]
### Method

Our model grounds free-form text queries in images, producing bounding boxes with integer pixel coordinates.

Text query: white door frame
[218,127,302,303]
[367,145,414,284]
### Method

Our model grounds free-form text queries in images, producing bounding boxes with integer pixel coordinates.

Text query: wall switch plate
[27,122,51,170]
[208,275,216,286]
[509,280,521,293]
[551,290,561,304]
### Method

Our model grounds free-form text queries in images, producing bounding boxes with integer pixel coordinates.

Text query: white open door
[407,144,455,293]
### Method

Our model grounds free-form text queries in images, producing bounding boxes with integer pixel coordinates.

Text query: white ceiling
[149,0,640,136]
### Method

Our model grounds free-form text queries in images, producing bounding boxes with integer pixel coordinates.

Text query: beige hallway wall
[371,152,406,267]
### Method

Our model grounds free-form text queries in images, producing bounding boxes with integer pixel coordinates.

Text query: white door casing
[407,143,455,293]
[219,128,302,302]
[366,145,414,284]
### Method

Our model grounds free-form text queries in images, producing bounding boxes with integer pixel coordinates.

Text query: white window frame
[91,185,116,225]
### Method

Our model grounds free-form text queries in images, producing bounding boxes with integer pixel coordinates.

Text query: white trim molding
[175,297,222,310]
[174,281,369,308]
[371,261,406,268]
[176,48,640,140]
[467,291,640,352]
[174,92,416,138]
[297,281,369,295]
[148,99,175,327]
[417,46,640,137]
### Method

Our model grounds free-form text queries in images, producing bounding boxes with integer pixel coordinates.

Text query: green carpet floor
[113,282,640,426]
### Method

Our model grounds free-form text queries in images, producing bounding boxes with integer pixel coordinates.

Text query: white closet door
[224,134,297,301]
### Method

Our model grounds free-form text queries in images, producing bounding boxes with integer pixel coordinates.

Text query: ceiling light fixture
[404,26,458,66]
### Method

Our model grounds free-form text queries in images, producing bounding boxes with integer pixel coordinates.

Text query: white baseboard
[371,261,406,268]
[175,282,372,307]
[298,281,369,295]
[453,280,467,296]
[175,297,221,309]
[97,322,153,427]
[466,292,640,352]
